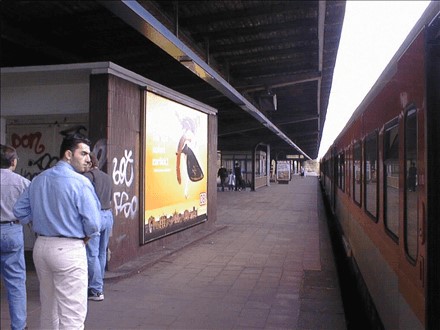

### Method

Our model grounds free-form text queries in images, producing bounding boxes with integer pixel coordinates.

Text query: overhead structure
[0,0,345,159]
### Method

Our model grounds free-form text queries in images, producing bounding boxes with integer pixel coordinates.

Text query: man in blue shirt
[1,145,30,330]
[14,133,101,330]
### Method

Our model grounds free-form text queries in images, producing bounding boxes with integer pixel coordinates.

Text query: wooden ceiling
[1,0,345,159]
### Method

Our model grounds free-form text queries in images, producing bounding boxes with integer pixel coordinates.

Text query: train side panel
[319,6,440,328]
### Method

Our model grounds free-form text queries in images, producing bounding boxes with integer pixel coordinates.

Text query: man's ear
[65,150,73,161]
[11,158,18,169]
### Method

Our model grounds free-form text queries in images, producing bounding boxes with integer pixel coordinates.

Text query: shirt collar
[57,160,79,173]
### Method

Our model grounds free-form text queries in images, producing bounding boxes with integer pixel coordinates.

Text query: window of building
[384,119,399,241]
[404,107,418,262]
[255,150,267,178]
[353,142,362,205]
[364,131,378,220]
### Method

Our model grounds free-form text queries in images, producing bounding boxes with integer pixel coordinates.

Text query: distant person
[1,144,30,330]
[234,162,243,191]
[408,162,417,191]
[13,133,101,329]
[227,170,235,191]
[83,153,114,301]
[217,166,228,192]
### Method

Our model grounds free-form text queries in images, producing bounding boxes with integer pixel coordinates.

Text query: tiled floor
[1,176,346,329]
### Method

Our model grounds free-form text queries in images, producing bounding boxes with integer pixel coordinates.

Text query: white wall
[1,83,89,116]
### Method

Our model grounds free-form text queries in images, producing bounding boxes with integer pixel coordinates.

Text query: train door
[392,25,429,327]
[397,104,426,325]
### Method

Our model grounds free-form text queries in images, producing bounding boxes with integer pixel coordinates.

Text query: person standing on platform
[13,133,101,330]
[217,166,228,192]
[227,169,235,191]
[0,145,30,330]
[83,152,113,302]
[234,162,243,191]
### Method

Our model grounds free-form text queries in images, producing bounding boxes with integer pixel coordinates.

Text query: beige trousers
[33,236,87,330]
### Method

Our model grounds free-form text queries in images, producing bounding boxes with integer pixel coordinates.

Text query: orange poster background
[143,92,208,241]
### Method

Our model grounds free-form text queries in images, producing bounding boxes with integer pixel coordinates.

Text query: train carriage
[320,2,440,329]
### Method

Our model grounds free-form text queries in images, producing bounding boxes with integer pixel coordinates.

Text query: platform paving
[1,176,346,329]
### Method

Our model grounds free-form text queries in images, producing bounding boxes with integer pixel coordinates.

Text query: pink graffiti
[11,132,45,154]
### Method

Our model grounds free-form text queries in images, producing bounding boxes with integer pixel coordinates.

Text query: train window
[404,108,418,262]
[353,142,362,206]
[342,152,345,191]
[384,119,399,241]
[338,152,345,192]
[364,131,378,220]
[346,147,351,196]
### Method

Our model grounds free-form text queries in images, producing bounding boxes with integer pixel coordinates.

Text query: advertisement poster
[143,92,208,243]
[276,160,291,182]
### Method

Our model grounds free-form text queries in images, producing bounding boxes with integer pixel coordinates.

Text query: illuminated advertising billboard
[143,91,208,243]
[276,160,291,182]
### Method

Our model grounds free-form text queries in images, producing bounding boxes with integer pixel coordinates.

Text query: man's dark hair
[0,144,18,169]
[59,133,91,159]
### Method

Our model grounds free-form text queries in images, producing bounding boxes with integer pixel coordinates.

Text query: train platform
[1,175,347,329]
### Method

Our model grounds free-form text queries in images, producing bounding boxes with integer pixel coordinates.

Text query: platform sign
[276,160,291,182]
[143,91,208,243]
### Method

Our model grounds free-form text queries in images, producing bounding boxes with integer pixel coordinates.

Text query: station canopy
[1,1,345,160]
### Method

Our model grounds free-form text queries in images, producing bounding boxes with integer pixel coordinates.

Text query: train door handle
[419,202,425,245]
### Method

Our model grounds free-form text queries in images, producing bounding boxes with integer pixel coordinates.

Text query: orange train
[320,3,439,329]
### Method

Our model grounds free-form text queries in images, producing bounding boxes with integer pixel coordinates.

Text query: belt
[0,220,19,224]
[38,234,83,240]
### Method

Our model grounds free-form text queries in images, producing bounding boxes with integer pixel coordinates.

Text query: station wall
[1,62,218,270]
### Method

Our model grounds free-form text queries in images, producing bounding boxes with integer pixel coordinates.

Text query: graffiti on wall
[112,149,138,219]
[9,128,61,179]
[8,125,94,179]
[11,131,46,154]
[92,138,108,170]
